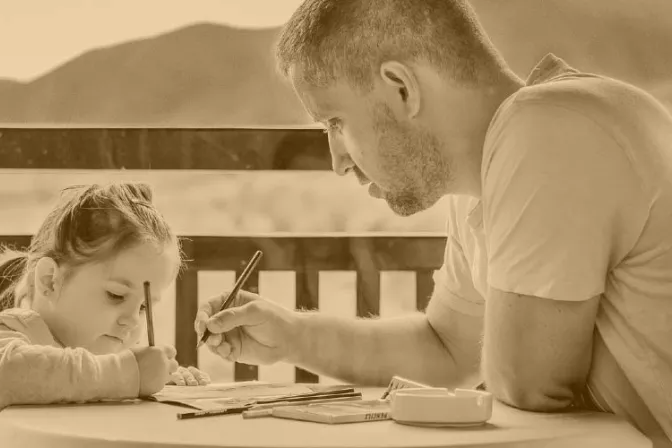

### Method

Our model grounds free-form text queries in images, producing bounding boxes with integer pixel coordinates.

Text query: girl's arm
[0,324,140,410]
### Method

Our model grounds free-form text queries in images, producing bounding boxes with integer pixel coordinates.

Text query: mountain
[0,0,671,125]
[470,0,672,89]
[0,24,310,125]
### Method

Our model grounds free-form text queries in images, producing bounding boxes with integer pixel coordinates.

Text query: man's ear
[34,257,60,303]
[379,61,421,118]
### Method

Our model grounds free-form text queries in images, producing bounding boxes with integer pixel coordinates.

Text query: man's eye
[323,120,341,134]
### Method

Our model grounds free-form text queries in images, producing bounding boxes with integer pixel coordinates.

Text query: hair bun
[131,182,154,203]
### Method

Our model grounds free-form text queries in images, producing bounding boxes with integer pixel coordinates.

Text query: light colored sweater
[0,308,140,410]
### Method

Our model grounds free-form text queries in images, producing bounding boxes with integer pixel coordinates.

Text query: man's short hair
[275,0,509,92]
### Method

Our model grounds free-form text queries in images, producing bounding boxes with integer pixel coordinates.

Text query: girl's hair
[0,181,182,311]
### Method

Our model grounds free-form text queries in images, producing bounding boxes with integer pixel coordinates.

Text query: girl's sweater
[0,308,140,410]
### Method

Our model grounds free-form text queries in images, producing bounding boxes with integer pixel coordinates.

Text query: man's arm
[482,289,600,410]
[288,306,483,388]
[201,199,485,389]
[287,199,485,388]
[480,101,649,411]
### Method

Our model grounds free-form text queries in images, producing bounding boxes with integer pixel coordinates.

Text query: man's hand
[194,290,299,366]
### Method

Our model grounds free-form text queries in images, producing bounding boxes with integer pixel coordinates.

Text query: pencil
[143,281,155,346]
[242,394,362,419]
[254,387,356,404]
[250,392,361,409]
[177,406,248,420]
[197,250,263,348]
[177,391,362,420]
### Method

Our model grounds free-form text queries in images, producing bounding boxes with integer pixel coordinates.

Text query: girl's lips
[104,335,124,343]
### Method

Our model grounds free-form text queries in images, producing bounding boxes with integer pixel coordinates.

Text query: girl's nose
[117,308,141,328]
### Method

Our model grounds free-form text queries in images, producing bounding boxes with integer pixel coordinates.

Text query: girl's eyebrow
[107,277,135,289]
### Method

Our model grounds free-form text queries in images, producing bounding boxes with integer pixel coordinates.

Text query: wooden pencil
[143,281,155,346]
[197,250,263,347]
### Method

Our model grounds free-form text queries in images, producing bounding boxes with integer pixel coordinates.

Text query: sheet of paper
[149,381,350,411]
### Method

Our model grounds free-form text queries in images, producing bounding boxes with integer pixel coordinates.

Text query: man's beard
[371,104,451,217]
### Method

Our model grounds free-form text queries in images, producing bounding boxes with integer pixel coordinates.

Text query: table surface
[0,387,652,448]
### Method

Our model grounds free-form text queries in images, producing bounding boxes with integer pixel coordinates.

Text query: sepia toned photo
[0,1,670,447]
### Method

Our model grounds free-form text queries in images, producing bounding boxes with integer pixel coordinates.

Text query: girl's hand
[167,365,211,386]
[131,345,179,396]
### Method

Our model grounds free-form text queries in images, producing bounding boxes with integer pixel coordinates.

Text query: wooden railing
[0,127,446,383]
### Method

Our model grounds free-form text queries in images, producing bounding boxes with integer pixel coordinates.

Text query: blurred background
[1,0,671,382]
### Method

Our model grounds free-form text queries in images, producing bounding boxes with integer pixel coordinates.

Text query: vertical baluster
[351,238,381,318]
[356,267,380,318]
[415,270,435,312]
[175,239,198,368]
[234,265,260,382]
[294,268,320,383]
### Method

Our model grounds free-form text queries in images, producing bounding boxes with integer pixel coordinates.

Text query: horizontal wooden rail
[0,233,446,383]
[0,127,332,170]
[0,127,447,383]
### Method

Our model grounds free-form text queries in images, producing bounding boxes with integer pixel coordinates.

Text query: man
[196,0,672,444]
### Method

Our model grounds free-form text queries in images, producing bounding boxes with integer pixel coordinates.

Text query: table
[0,387,652,448]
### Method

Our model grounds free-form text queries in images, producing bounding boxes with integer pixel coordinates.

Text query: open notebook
[148,381,353,411]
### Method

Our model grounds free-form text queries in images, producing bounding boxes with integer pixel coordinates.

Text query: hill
[0,0,670,125]
[0,24,309,125]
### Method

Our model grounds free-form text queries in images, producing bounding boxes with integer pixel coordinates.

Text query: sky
[0,0,304,81]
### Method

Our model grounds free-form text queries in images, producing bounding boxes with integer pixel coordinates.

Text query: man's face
[292,73,452,217]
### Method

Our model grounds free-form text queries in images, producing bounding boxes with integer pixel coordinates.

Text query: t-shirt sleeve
[482,102,649,301]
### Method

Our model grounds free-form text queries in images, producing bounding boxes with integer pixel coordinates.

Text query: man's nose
[328,136,353,176]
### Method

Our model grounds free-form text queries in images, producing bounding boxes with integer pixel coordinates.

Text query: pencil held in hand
[197,250,263,348]
[144,281,155,346]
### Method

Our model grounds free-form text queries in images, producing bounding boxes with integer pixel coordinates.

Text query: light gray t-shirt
[427,53,672,445]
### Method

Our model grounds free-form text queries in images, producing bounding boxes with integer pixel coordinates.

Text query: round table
[0,387,651,448]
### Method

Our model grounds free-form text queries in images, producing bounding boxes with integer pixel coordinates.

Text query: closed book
[271,399,390,424]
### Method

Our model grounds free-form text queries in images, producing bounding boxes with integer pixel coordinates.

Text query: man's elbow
[485,377,576,412]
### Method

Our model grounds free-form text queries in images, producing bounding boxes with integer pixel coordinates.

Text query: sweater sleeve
[0,323,141,410]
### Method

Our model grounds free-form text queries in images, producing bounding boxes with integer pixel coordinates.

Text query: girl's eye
[108,291,147,313]
[107,291,125,301]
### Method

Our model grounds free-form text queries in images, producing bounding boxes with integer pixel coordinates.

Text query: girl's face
[40,242,178,354]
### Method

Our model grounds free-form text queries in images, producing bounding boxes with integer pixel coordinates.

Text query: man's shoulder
[498,65,662,138]
[516,53,649,112]
[483,71,641,167]
[483,68,667,190]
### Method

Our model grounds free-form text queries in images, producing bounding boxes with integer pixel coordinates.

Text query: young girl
[0,181,210,410]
